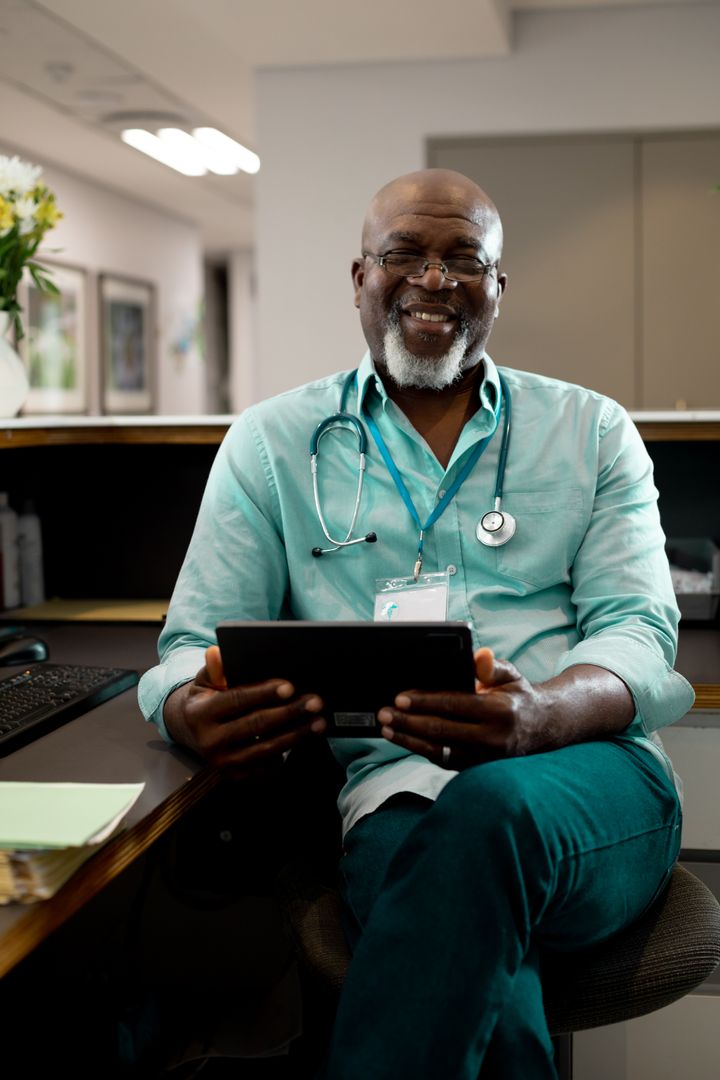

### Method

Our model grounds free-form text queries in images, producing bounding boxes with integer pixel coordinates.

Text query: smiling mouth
[406,310,451,323]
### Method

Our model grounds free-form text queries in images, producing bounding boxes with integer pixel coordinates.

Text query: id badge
[373,571,449,622]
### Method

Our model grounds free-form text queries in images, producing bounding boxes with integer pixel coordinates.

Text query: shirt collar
[355,350,501,421]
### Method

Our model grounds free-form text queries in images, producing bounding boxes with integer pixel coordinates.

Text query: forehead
[364,186,499,255]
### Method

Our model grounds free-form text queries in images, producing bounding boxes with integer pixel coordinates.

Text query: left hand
[377,647,549,770]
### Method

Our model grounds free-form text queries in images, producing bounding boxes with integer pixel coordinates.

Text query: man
[139,169,693,1078]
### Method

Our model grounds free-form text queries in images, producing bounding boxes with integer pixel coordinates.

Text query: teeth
[410,311,449,322]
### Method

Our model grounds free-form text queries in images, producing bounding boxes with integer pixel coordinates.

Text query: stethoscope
[309,368,516,559]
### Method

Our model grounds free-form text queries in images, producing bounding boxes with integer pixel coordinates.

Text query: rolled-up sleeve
[137,410,290,740]
[554,400,695,733]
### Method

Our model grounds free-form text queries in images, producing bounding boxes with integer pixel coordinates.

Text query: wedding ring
[441,745,451,767]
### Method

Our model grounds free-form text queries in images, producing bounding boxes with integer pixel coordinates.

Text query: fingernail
[277,682,294,699]
[378,708,393,724]
[305,696,323,712]
[381,726,394,741]
[395,694,411,709]
[311,718,326,733]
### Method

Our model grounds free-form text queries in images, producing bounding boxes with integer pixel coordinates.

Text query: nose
[408,262,458,290]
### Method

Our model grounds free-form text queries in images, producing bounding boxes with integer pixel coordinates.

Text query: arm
[379,649,634,769]
[138,414,327,769]
[162,646,326,779]
[380,401,693,768]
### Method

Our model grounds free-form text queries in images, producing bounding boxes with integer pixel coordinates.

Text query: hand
[163,645,327,779]
[377,647,548,771]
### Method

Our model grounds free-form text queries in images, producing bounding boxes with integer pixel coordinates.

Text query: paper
[0,781,145,850]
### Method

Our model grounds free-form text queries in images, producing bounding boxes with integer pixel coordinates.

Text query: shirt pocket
[494,488,586,590]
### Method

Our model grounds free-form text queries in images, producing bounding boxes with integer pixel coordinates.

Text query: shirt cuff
[137,646,206,742]
[554,634,695,734]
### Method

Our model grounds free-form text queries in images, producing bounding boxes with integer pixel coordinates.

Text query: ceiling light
[158,128,237,176]
[121,128,207,176]
[193,127,260,175]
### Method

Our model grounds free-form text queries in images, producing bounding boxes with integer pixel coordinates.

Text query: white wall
[1,145,205,414]
[256,6,720,401]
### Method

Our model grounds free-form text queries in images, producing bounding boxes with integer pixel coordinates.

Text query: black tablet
[216,620,476,737]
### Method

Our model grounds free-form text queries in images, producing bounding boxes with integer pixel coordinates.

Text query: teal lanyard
[364,392,503,579]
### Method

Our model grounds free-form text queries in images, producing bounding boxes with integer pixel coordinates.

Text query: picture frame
[17,261,88,414]
[99,273,155,414]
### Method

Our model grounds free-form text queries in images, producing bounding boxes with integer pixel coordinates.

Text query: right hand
[163,645,327,779]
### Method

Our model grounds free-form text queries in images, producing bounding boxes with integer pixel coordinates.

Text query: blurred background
[0,0,718,415]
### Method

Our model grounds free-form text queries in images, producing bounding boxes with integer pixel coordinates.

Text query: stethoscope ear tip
[311,547,324,558]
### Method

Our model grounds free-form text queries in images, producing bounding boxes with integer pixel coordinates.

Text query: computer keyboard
[0,663,140,756]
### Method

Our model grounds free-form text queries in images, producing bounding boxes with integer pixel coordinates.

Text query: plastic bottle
[17,499,45,607]
[0,492,20,609]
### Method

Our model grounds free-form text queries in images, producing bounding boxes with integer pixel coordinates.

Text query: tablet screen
[216,620,475,737]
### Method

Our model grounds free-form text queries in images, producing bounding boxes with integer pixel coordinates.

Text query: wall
[256,6,720,401]
[1,144,205,414]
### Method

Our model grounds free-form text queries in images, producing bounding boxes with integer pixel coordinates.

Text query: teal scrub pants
[319,737,681,1080]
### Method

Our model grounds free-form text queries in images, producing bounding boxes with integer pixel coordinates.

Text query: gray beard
[382,322,472,391]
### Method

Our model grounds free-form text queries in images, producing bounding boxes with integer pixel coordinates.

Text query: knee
[433,759,546,843]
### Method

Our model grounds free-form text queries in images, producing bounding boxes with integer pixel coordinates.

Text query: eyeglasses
[362,251,495,283]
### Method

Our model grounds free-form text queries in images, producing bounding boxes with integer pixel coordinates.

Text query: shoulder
[498,365,627,434]
[223,370,353,452]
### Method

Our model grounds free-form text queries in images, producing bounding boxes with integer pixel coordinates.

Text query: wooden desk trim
[0,426,230,448]
[0,766,220,979]
[2,419,720,448]
[692,685,720,710]
[635,422,720,441]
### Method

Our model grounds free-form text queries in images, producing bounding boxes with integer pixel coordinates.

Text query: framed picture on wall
[99,273,155,414]
[17,261,88,414]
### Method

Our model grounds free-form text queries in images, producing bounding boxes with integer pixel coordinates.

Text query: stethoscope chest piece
[476,508,516,547]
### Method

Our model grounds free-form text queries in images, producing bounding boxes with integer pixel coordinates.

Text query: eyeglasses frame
[362,250,496,284]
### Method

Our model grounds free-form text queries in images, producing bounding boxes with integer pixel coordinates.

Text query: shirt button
[447,564,457,576]
[438,489,446,499]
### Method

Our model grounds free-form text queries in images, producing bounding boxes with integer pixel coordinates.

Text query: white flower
[0,155,42,198]
[13,196,36,234]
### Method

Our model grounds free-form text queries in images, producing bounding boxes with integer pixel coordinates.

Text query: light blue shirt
[138,352,694,836]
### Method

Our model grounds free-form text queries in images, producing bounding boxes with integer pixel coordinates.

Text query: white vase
[0,310,30,418]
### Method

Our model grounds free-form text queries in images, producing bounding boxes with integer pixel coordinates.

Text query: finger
[380,725,476,770]
[381,708,509,748]
[220,714,328,773]
[380,724,443,763]
[205,645,228,689]
[474,652,523,689]
[391,688,503,719]
[196,678,301,724]
[212,693,325,746]
[473,646,495,687]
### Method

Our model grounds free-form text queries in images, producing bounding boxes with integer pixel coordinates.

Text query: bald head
[352,168,508,391]
[361,169,503,263]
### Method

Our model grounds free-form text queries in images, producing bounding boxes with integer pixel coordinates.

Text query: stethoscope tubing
[309,367,513,554]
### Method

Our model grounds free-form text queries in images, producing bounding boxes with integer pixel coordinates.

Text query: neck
[378,360,485,469]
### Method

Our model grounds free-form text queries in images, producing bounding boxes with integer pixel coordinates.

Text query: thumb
[205,644,228,690]
[474,648,521,691]
[474,647,496,688]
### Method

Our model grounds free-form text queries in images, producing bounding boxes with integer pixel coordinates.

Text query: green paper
[0,781,145,850]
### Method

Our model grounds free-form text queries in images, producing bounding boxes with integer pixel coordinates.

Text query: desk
[0,622,219,979]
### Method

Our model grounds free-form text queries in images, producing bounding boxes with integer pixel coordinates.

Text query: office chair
[276,744,720,1079]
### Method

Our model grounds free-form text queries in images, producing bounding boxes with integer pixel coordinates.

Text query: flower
[0,155,42,199]
[0,155,63,341]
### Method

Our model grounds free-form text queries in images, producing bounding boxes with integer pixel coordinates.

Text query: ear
[495,272,508,315]
[351,258,365,309]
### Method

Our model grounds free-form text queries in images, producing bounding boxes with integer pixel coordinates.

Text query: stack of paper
[0,781,145,904]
